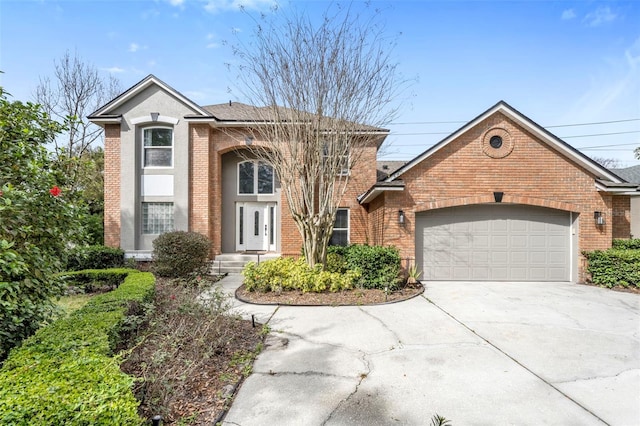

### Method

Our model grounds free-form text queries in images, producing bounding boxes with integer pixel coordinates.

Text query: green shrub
[612,238,640,250]
[0,269,154,425]
[152,231,211,278]
[1,90,88,360]
[584,249,640,288]
[243,257,359,293]
[336,244,401,290]
[66,245,125,271]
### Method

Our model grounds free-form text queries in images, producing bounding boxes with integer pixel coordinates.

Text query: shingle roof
[376,161,407,181]
[611,165,640,184]
[202,102,388,132]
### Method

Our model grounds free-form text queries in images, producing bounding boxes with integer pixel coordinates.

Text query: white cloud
[561,9,575,20]
[203,0,275,14]
[206,33,220,49]
[129,43,140,53]
[103,66,125,73]
[583,6,617,27]
[568,37,640,121]
[168,0,185,6]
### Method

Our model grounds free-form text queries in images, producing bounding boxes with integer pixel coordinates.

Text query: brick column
[103,124,121,248]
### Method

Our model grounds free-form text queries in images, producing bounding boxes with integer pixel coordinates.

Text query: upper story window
[143,127,173,167]
[323,143,350,176]
[238,161,274,195]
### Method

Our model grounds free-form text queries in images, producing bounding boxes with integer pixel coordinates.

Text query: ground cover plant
[239,245,422,305]
[0,269,154,425]
[121,276,264,424]
[584,239,640,289]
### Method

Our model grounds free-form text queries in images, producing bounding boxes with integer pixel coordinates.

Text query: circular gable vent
[482,128,513,158]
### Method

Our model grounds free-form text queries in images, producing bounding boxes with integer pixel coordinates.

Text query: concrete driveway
[217,276,640,426]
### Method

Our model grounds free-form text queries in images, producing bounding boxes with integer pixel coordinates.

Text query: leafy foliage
[612,238,640,250]
[584,248,640,288]
[66,245,125,271]
[0,269,154,425]
[0,86,87,360]
[242,257,359,293]
[152,231,211,278]
[328,244,401,290]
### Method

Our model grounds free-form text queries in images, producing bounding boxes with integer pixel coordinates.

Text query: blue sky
[1,0,639,166]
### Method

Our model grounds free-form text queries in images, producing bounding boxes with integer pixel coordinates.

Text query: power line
[390,117,640,127]
[388,130,640,140]
[560,130,640,138]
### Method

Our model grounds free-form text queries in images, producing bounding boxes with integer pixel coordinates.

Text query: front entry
[236,202,277,251]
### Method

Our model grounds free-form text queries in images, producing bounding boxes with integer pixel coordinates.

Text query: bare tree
[635,146,639,160]
[34,51,121,189]
[591,156,621,169]
[229,4,404,267]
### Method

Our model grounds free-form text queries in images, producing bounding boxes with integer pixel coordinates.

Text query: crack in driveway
[320,350,371,426]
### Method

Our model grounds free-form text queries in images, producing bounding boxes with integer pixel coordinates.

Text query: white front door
[237,202,276,251]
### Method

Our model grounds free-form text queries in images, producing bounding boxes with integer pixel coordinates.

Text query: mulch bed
[235,283,424,306]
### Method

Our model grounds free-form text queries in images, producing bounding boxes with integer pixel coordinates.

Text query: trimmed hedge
[243,257,360,293]
[152,231,211,278]
[612,238,640,250]
[328,244,401,290]
[0,269,154,425]
[584,249,640,289]
[66,245,125,271]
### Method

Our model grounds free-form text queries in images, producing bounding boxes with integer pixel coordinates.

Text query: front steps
[211,252,280,275]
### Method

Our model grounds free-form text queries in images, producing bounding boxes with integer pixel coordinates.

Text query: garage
[416,204,572,281]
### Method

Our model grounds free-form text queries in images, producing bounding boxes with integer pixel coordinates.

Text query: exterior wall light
[594,211,605,226]
[150,112,160,122]
[398,210,405,225]
[494,191,504,203]
[245,136,254,146]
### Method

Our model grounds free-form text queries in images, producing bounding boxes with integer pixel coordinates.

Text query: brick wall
[372,112,628,282]
[189,124,212,246]
[612,196,631,239]
[103,124,121,248]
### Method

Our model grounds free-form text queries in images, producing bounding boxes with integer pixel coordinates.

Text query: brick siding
[103,124,121,248]
[369,112,630,282]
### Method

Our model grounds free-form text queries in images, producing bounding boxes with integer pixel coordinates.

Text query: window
[329,208,349,246]
[142,202,174,234]
[238,161,274,195]
[143,127,173,167]
[322,143,350,176]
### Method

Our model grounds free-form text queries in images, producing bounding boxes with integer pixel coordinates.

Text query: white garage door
[416,205,571,281]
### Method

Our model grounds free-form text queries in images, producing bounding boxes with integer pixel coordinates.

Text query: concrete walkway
[215,275,640,426]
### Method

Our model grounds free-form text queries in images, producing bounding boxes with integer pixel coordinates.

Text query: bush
[66,245,125,271]
[152,231,211,278]
[0,269,154,425]
[584,249,640,288]
[1,88,87,361]
[329,244,401,290]
[612,238,640,250]
[243,257,359,293]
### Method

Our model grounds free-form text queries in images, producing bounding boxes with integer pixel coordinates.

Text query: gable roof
[88,74,212,120]
[385,101,626,185]
[611,165,640,184]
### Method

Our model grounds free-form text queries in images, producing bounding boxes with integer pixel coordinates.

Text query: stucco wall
[110,85,201,251]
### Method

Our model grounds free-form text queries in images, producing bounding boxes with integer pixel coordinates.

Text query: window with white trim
[238,161,274,195]
[142,202,174,234]
[329,208,349,246]
[322,143,350,176]
[143,127,173,167]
